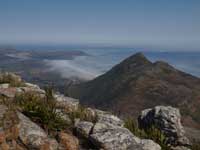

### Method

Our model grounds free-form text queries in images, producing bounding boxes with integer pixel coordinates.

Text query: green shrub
[145,126,169,150]
[124,117,146,137]
[68,105,98,124]
[14,88,69,132]
[191,142,200,150]
[124,117,170,150]
[0,72,24,87]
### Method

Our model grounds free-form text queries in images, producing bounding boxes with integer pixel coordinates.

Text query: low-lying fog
[43,49,200,80]
[3,47,200,81]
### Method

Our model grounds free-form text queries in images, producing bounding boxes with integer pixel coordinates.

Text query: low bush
[14,87,69,133]
[191,142,200,150]
[124,117,170,150]
[68,106,98,124]
[0,72,24,87]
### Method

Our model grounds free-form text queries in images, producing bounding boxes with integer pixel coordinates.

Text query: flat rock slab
[90,123,161,150]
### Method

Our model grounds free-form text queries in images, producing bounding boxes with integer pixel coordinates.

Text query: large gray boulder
[0,83,10,89]
[0,72,22,84]
[0,105,58,149]
[17,112,58,150]
[90,123,161,150]
[138,106,190,146]
[0,87,20,98]
[75,107,161,150]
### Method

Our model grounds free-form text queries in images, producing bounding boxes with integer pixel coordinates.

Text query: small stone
[59,132,79,150]
[40,139,58,150]
[17,112,58,149]
[0,84,10,89]
[75,121,94,138]
[0,131,5,144]
[0,142,10,150]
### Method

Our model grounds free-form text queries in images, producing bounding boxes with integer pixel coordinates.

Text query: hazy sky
[0,0,200,50]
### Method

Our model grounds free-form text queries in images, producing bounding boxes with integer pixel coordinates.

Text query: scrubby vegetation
[191,142,200,150]
[124,117,170,150]
[0,72,25,87]
[125,117,200,150]
[68,105,98,124]
[14,87,68,133]
[13,86,98,134]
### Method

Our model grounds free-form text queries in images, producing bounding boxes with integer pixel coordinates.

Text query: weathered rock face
[138,106,190,147]
[0,84,45,99]
[0,87,19,98]
[54,94,79,112]
[0,72,22,83]
[75,119,161,150]
[171,146,191,150]
[0,83,9,89]
[0,73,193,150]
[0,104,59,150]
[24,82,40,89]
[95,109,124,127]
[18,86,46,96]
[75,121,94,138]
[58,132,79,150]
[17,112,58,149]
[90,123,161,150]
[0,105,25,150]
[90,122,138,150]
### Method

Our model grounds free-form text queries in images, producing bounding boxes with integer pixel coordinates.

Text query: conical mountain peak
[119,52,152,68]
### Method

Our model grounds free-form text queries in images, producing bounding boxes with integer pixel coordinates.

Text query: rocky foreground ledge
[0,72,193,150]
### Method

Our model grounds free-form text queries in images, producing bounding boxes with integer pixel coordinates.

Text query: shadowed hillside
[68,52,200,129]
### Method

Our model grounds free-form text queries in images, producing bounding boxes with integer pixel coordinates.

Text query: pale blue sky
[0,0,200,50]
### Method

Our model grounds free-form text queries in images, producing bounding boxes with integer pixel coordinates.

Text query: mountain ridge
[68,52,200,129]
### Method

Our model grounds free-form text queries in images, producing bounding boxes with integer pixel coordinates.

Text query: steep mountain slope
[68,52,200,128]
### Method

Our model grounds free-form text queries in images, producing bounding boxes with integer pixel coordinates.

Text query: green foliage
[124,118,170,150]
[0,72,24,87]
[145,126,169,150]
[14,88,68,132]
[191,142,200,150]
[68,106,98,124]
[124,117,146,137]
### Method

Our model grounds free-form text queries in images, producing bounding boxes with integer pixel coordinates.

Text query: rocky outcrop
[0,104,59,150]
[19,86,46,96]
[0,105,24,150]
[17,112,58,149]
[58,132,79,150]
[138,106,190,147]
[75,121,161,150]
[54,94,79,112]
[0,72,22,84]
[75,121,94,138]
[0,72,194,150]
[0,87,20,98]
[75,110,161,150]
[95,109,124,127]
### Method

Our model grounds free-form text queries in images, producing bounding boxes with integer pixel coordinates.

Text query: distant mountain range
[0,48,86,91]
[68,52,200,129]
